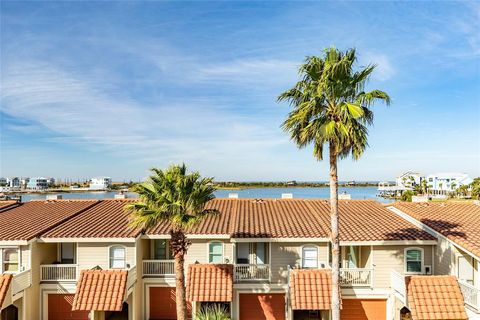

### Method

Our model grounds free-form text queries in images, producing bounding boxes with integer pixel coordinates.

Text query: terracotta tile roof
[147,198,238,235]
[0,200,99,241]
[0,274,13,307]
[0,201,18,211]
[406,275,467,320]
[72,270,127,311]
[187,264,233,302]
[290,269,332,310]
[392,202,480,257]
[148,199,434,241]
[308,200,436,242]
[42,199,141,239]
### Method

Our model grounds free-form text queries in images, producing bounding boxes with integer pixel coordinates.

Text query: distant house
[7,177,21,189]
[426,172,473,195]
[26,177,48,190]
[395,171,423,190]
[89,176,112,190]
[0,177,7,187]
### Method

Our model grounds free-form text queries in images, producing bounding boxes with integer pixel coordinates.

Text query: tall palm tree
[278,48,390,320]
[127,164,218,320]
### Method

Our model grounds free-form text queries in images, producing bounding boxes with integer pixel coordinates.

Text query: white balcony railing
[40,264,78,281]
[340,268,373,287]
[390,270,407,304]
[12,269,32,295]
[127,265,137,290]
[234,264,270,282]
[459,280,480,310]
[143,260,175,277]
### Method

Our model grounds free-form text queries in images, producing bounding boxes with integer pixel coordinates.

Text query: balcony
[340,268,373,287]
[143,260,175,277]
[40,264,78,282]
[459,280,480,311]
[12,269,32,295]
[234,264,270,282]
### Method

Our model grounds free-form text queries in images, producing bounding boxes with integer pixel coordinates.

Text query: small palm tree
[278,47,390,320]
[195,305,231,320]
[127,164,218,320]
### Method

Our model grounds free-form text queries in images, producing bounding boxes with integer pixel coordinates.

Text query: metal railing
[459,280,480,310]
[143,260,175,276]
[12,269,31,295]
[40,264,78,281]
[234,264,270,282]
[340,268,373,287]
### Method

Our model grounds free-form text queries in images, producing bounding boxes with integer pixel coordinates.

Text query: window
[458,256,475,285]
[405,248,423,273]
[109,246,126,269]
[61,243,75,264]
[154,240,168,260]
[209,242,223,263]
[302,246,318,268]
[1,248,19,273]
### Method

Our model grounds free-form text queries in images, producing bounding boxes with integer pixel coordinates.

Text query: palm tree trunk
[329,142,341,320]
[171,230,188,320]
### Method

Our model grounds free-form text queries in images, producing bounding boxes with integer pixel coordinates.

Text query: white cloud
[359,53,396,81]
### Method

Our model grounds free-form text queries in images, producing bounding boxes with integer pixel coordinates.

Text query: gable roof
[187,264,233,302]
[0,274,12,308]
[42,199,141,239]
[72,270,127,311]
[0,200,99,241]
[290,269,332,310]
[391,202,480,257]
[406,275,467,320]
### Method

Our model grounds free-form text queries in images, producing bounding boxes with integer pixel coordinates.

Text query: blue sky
[1,1,479,182]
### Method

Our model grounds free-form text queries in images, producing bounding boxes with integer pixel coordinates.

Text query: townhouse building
[388,201,480,319]
[0,198,476,320]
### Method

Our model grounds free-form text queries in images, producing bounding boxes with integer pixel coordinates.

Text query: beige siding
[435,236,460,276]
[20,245,30,270]
[184,239,233,266]
[270,242,329,284]
[372,245,434,288]
[77,242,135,270]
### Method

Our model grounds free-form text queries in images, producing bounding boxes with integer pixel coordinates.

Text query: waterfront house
[89,177,112,190]
[26,178,48,191]
[395,172,423,190]
[425,172,473,195]
[0,198,475,320]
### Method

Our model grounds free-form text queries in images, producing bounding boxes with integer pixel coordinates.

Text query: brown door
[47,294,89,320]
[149,287,176,320]
[341,299,387,320]
[239,293,285,320]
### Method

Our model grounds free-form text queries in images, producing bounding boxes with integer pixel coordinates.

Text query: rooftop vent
[338,193,351,200]
[46,194,62,200]
[474,200,480,206]
[281,193,293,199]
[228,193,239,199]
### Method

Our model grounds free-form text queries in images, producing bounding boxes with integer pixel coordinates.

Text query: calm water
[19,187,392,203]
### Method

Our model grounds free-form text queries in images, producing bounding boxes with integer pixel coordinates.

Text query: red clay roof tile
[42,199,141,239]
[290,269,332,310]
[392,202,480,257]
[187,264,233,302]
[0,274,13,307]
[0,200,99,241]
[406,275,467,320]
[72,269,127,311]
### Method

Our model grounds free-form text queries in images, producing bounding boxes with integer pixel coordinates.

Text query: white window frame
[301,245,319,269]
[0,247,20,274]
[109,245,127,269]
[151,239,171,260]
[404,247,424,274]
[208,241,224,264]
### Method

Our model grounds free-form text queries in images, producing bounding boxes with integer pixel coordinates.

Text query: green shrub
[195,305,231,320]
